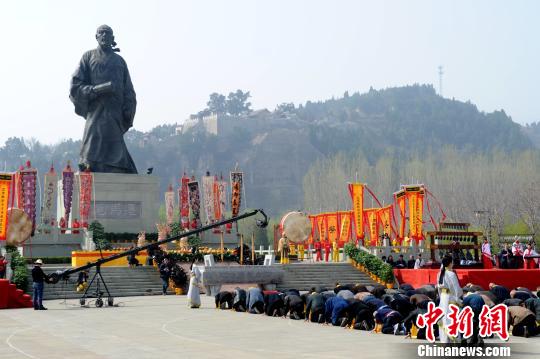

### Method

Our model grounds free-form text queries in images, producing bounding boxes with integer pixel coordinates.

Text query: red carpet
[394,268,540,291]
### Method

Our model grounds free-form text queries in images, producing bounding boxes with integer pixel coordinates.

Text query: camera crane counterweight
[48,209,268,307]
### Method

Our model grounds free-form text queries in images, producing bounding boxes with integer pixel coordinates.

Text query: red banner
[230,172,243,217]
[0,173,13,241]
[79,172,93,228]
[377,205,394,237]
[316,214,327,242]
[348,183,364,240]
[179,175,190,229]
[213,176,221,221]
[326,213,339,243]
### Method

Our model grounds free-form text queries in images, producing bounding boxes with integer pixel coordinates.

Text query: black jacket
[31,266,48,283]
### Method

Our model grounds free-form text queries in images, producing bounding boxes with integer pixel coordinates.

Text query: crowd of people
[209,258,539,343]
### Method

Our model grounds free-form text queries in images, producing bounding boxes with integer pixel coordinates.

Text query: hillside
[0,84,535,217]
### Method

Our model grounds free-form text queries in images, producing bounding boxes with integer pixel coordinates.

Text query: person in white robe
[437,255,463,343]
[187,266,202,308]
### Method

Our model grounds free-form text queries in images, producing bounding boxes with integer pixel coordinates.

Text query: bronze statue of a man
[70,25,138,174]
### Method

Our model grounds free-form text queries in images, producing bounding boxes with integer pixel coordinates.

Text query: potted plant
[379,263,395,289]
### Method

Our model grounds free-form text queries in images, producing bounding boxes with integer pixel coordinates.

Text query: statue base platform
[58,173,160,233]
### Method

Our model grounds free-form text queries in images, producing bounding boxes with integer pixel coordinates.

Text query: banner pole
[240,234,244,265]
[251,232,255,264]
[220,231,224,262]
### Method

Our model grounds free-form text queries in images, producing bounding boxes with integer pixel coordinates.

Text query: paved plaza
[0,295,539,359]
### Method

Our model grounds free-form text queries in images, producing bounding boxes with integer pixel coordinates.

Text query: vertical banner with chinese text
[230,172,243,217]
[406,186,424,242]
[41,166,57,228]
[213,176,222,222]
[78,172,93,228]
[179,175,190,229]
[202,175,215,224]
[339,211,352,244]
[20,166,37,235]
[377,205,393,236]
[364,208,379,246]
[348,183,364,241]
[317,214,327,242]
[165,184,175,225]
[62,163,74,226]
[395,190,406,243]
[188,181,201,228]
[326,212,339,243]
[0,173,13,241]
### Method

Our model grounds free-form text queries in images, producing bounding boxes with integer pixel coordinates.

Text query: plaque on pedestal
[57,173,159,233]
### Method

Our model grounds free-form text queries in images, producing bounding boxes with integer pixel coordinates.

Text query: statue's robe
[70,47,137,173]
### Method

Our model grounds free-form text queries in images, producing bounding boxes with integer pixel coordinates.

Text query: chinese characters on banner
[62,163,74,226]
[348,183,364,241]
[78,172,93,228]
[317,215,327,242]
[212,177,221,221]
[338,211,352,243]
[406,186,424,242]
[230,172,243,218]
[0,174,13,241]
[377,205,393,236]
[165,185,175,225]
[41,166,57,228]
[417,302,509,343]
[187,181,201,228]
[364,208,379,246]
[20,165,37,235]
[201,175,215,224]
[326,213,339,243]
[395,190,406,242]
[179,175,190,229]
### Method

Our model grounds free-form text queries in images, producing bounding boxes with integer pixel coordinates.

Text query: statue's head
[95,25,116,50]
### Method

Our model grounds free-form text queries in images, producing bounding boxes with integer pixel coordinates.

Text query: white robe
[187,267,202,308]
[437,268,463,343]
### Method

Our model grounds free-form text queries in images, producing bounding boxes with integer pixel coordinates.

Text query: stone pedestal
[57,173,159,233]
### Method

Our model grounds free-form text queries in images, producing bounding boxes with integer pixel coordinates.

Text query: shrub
[89,221,112,250]
[379,263,395,283]
[7,248,28,291]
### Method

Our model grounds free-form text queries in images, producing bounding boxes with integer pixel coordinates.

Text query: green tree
[89,221,111,250]
[207,92,227,114]
[226,90,251,115]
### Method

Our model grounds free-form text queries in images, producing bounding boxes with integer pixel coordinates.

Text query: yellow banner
[339,211,352,243]
[326,213,339,243]
[364,208,379,246]
[0,174,12,241]
[348,183,364,239]
[406,187,424,241]
[395,190,406,241]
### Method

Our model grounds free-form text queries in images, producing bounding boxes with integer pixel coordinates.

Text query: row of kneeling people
[214,282,540,341]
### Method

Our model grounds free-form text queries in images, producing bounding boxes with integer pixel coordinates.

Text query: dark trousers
[309,308,325,323]
[33,282,44,309]
[249,301,264,314]
[161,278,169,294]
[351,309,375,330]
[382,313,403,334]
[219,299,234,309]
[512,315,538,337]
[233,302,246,312]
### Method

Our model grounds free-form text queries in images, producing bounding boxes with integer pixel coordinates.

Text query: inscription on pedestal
[95,201,142,219]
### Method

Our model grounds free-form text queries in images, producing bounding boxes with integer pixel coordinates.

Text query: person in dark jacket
[305,290,326,323]
[264,292,285,316]
[489,283,511,304]
[284,293,305,320]
[463,293,486,344]
[324,296,350,326]
[215,291,234,309]
[395,255,407,268]
[345,299,375,330]
[508,306,538,337]
[375,305,404,334]
[232,287,247,312]
[32,259,50,310]
[158,258,171,295]
[407,255,416,269]
[524,297,540,323]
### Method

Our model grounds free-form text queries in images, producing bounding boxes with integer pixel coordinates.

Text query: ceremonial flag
[201,175,215,224]
[213,177,221,221]
[41,165,57,228]
[20,162,37,235]
[165,184,175,225]
[364,208,379,246]
[307,215,316,244]
[218,178,227,219]
[377,205,393,236]
[78,171,93,228]
[230,172,243,217]
[348,183,364,240]
[405,186,424,242]
[179,175,190,229]
[0,173,13,241]
[317,214,327,242]
[395,190,406,243]
[62,163,74,225]
[188,181,201,228]
[326,212,339,243]
[338,211,352,243]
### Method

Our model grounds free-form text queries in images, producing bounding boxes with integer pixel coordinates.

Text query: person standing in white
[437,255,463,343]
[414,253,425,269]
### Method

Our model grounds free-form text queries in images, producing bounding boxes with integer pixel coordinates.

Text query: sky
[0,0,539,145]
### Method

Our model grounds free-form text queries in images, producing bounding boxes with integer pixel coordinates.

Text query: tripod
[80,265,113,307]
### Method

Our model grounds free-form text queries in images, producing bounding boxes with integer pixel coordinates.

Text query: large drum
[280,211,312,244]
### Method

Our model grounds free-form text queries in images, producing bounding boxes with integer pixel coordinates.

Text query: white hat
[34,259,43,265]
